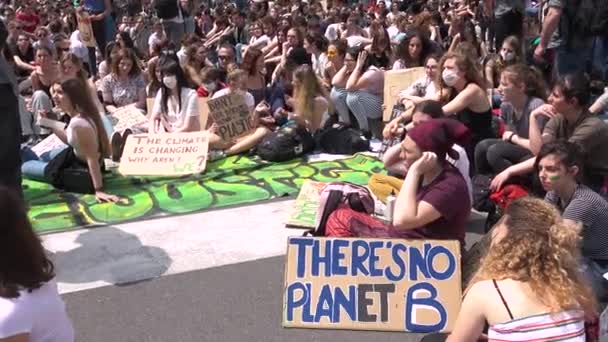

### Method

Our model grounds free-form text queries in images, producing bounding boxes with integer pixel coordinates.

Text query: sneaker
[111,131,123,162]
[208,150,226,162]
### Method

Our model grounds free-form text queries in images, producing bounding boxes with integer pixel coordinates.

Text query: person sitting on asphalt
[448,197,595,342]
[537,141,608,303]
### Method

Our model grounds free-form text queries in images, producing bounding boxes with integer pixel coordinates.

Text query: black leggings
[87,15,108,77]
[474,139,531,175]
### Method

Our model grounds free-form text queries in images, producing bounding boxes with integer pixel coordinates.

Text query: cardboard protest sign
[207,93,253,141]
[286,181,327,229]
[198,98,210,130]
[110,105,148,132]
[118,131,209,176]
[146,98,155,117]
[77,14,97,48]
[383,67,426,122]
[283,237,461,333]
[31,134,67,157]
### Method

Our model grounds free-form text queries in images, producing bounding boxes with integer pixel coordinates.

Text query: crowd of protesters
[0,0,608,340]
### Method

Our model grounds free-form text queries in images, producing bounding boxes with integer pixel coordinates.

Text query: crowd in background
[0,0,608,340]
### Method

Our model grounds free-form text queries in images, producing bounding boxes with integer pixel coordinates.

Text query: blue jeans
[556,39,594,77]
[582,257,608,303]
[21,146,67,182]
[592,36,608,81]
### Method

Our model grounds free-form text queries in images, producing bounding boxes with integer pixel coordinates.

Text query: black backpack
[315,122,370,155]
[257,123,315,162]
[154,0,180,19]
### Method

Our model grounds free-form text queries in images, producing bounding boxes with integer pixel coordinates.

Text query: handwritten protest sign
[283,237,461,332]
[207,93,253,141]
[286,181,327,229]
[383,67,425,122]
[146,98,155,117]
[118,131,209,176]
[31,134,67,157]
[77,14,97,48]
[198,98,210,130]
[110,105,148,132]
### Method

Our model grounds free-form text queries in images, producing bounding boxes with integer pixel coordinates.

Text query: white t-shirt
[212,88,255,112]
[148,32,165,49]
[448,144,473,202]
[0,280,74,342]
[324,23,341,42]
[152,87,200,132]
[249,35,270,49]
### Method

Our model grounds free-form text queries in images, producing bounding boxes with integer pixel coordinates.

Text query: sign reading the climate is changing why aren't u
[119,132,209,176]
[283,237,461,333]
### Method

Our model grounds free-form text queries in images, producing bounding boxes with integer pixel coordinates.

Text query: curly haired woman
[448,197,596,342]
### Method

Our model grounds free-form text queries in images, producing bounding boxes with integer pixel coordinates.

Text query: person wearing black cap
[0,19,22,198]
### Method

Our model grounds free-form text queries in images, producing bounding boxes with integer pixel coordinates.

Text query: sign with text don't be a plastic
[283,237,462,333]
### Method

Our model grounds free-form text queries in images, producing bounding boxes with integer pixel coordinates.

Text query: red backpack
[304,182,375,237]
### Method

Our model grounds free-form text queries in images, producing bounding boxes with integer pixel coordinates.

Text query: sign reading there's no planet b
[283,237,462,333]
[118,132,209,176]
[207,93,254,142]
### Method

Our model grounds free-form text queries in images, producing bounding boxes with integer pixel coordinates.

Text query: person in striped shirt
[537,141,608,303]
[448,197,595,342]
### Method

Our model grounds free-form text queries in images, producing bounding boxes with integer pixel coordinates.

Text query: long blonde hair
[469,197,595,314]
[292,65,330,131]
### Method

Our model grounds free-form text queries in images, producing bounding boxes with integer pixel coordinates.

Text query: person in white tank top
[0,187,74,342]
[447,197,595,342]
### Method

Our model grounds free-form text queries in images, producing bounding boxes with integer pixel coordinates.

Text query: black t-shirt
[8,42,34,77]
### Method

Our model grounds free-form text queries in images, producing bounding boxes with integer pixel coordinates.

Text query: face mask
[501,51,515,62]
[442,69,459,87]
[163,76,177,89]
[204,82,217,92]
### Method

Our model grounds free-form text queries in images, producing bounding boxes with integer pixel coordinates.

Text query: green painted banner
[24,154,384,234]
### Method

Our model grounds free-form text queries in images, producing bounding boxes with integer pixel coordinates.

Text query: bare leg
[226,127,271,156]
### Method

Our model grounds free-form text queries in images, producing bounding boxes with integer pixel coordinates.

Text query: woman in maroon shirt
[326,119,472,247]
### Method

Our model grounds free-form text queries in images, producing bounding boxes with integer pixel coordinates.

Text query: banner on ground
[382,67,425,122]
[118,131,209,176]
[77,14,97,47]
[207,93,253,142]
[110,105,148,132]
[31,134,67,157]
[283,237,461,333]
[286,181,327,229]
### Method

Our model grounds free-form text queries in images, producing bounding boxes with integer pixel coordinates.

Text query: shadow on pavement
[50,226,172,286]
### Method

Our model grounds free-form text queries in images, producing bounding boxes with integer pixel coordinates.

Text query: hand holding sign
[207,93,254,143]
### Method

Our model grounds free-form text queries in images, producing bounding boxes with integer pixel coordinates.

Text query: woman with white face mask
[484,36,524,91]
[149,56,200,134]
[435,52,494,173]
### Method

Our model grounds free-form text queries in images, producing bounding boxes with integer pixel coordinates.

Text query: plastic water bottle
[385,190,396,223]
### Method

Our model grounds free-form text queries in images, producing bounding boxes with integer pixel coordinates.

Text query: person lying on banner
[447,197,595,342]
[536,141,608,303]
[325,119,471,248]
[20,79,122,203]
[490,73,608,195]
[371,100,472,203]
